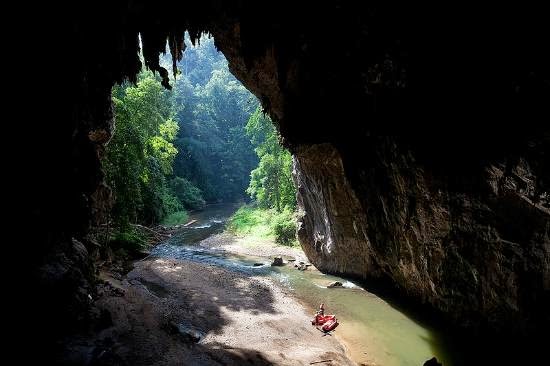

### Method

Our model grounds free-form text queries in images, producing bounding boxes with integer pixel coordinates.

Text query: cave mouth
[103,31,267,228]
[16,2,550,365]
[101,28,300,252]
[102,34,461,365]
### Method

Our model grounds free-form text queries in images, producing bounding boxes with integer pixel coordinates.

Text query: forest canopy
[102,33,296,247]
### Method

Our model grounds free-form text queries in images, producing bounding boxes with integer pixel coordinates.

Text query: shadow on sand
[54,256,280,366]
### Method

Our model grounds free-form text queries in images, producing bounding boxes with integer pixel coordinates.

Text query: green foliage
[162,210,190,226]
[149,118,179,174]
[105,71,184,226]
[105,34,257,233]
[109,226,149,252]
[245,107,296,212]
[105,33,300,253]
[170,177,206,209]
[172,34,258,202]
[228,205,264,234]
[228,205,298,246]
[238,106,298,245]
[105,33,261,235]
[271,209,297,246]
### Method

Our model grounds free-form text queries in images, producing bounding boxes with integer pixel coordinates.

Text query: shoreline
[198,232,309,263]
[199,232,365,366]
[79,232,355,365]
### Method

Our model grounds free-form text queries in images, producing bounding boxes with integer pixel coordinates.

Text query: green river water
[152,204,455,365]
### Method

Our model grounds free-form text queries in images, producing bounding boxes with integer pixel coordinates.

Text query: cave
[18,1,549,364]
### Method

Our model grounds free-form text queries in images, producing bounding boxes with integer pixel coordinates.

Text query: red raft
[311,314,339,332]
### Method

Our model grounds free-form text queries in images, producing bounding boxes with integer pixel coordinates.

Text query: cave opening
[98,35,458,366]
[17,2,550,365]
[104,32,265,227]
[100,30,300,270]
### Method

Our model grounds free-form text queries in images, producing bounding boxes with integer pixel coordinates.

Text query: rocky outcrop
[294,139,549,333]
[294,144,373,276]
[32,238,96,343]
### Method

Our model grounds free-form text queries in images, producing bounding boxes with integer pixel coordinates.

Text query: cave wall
[24,1,549,345]
[294,139,549,333]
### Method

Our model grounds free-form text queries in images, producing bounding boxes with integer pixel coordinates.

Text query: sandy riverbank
[199,232,310,263]
[83,239,354,366]
[199,233,376,366]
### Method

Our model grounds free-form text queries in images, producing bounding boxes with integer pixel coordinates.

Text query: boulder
[169,322,204,343]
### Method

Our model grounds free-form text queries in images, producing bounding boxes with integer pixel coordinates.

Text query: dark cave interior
[13,1,549,364]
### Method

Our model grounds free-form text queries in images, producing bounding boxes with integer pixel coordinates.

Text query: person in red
[311,303,339,332]
[313,303,325,325]
[318,303,325,316]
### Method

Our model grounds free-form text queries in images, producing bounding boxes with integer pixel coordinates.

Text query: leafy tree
[245,107,296,212]
[104,72,182,227]
[172,34,258,202]
[104,32,298,250]
[170,176,206,210]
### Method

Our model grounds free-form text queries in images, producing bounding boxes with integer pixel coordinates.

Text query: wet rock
[168,322,204,343]
[35,238,95,330]
[98,281,125,297]
[253,263,264,267]
[327,281,343,288]
[271,257,284,266]
[294,262,308,271]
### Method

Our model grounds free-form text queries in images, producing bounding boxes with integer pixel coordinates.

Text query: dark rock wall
[294,139,549,333]
[293,144,374,276]
[23,1,549,345]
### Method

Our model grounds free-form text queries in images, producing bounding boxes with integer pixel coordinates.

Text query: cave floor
[70,255,354,366]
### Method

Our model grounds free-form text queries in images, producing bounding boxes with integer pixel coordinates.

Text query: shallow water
[270,267,453,366]
[162,203,241,245]
[152,203,454,365]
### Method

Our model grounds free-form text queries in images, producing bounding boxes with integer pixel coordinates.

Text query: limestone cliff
[294,139,549,333]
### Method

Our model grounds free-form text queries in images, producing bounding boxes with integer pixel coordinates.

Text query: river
[152,203,455,366]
